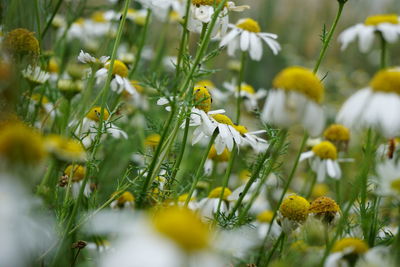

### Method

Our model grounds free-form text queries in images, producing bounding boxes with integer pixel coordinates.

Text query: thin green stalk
[305,172,317,199]
[41,0,63,39]
[216,145,237,215]
[150,15,170,72]
[171,116,191,179]
[235,52,247,124]
[129,9,152,78]
[175,0,192,78]
[184,132,218,207]
[379,33,387,69]
[34,0,42,51]
[313,2,345,74]
[264,232,285,265]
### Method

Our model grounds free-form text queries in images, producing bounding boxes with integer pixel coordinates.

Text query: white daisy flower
[197,187,233,220]
[22,65,50,85]
[110,191,135,209]
[300,141,343,182]
[339,14,400,53]
[63,165,92,198]
[374,159,400,199]
[204,145,230,176]
[73,106,128,147]
[77,50,109,64]
[252,210,281,240]
[325,237,369,267]
[137,0,184,21]
[187,0,249,39]
[220,18,281,60]
[223,80,267,112]
[261,66,326,137]
[337,68,400,138]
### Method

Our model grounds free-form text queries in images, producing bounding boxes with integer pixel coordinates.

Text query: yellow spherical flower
[208,187,232,200]
[309,196,340,224]
[86,106,110,122]
[332,237,369,254]
[0,122,46,165]
[45,135,86,162]
[105,60,129,78]
[208,145,230,162]
[312,141,338,160]
[193,86,212,113]
[47,58,59,74]
[4,28,39,58]
[236,18,261,33]
[153,207,210,251]
[273,66,324,103]
[370,68,400,95]
[257,210,274,223]
[364,14,399,26]
[145,134,161,148]
[323,124,350,143]
[64,165,86,182]
[279,195,310,222]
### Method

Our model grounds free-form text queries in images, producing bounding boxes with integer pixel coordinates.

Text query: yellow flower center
[145,134,161,147]
[64,165,86,182]
[178,193,196,202]
[364,14,399,26]
[91,11,107,23]
[211,114,234,126]
[390,179,400,193]
[236,18,261,33]
[86,107,110,121]
[48,58,59,73]
[31,94,50,104]
[332,238,369,254]
[279,195,310,222]
[273,66,324,103]
[153,207,210,251]
[208,145,230,161]
[239,169,251,181]
[238,83,255,94]
[309,196,340,214]
[323,124,350,142]
[208,187,232,200]
[233,124,249,135]
[257,210,274,223]
[196,80,215,89]
[45,135,86,162]
[370,69,400,95]
[0,122,46,165]
[117,191,135,205]
[193,86,212,113]
[4,28,40,58]
[311,183,329,199]
[312,141,337,160]
[105,60,129,78]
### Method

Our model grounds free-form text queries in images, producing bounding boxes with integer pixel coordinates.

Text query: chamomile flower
[325,237,368,267]
[308,196,340,225]
[278,194,310,234]
[220,18,281,60]
[3,28,39,59]
[137,0,183,21]
[110,191,135,209]
[374,160,400,200]
[339,14,400,53]
[62,164,91,198]
[196,80,227,103]
[232,124,269,153]
[300,141,342,182]
[73,106,128,147]
[223,80,267,112]
[44,135,86,162]
[253,210,281,239]
[22,65,50,86]
[77,50,109,65]
[197,186,233,219]
[261,66,326,137]
[145,133,161,149]
[204,145,230,176]
[323,124,350,152]
[337,68,400,138]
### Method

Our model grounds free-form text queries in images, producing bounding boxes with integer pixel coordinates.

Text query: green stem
[263,232,285,265]
[235,52,247,124]
[175,0,192,78]
[41,0,63,39]
[184,132,218,207]
[312,2,345,74]
[305,172,317,199]
[34,0,42,51]
[129,9,152,78]
[171,116,191,179]
[379,33,387,69]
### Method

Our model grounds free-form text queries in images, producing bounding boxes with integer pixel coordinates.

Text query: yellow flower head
[105,60,129,78]
[364,14,399,26]
[64,164,86,182]
[117,191,135,206]
[4,28,39,58]
[212,114,234,126]
[233,124,249,135]
[91,11,107,23]
[0,122,46,165]
[196,80,215,89]
[257,210,274,223]
[48,58,59,73]
[309,196,340,214]
[208,186,232,200]
[279,194,310,222]
[193,86,212,113]
[311,183,329,199]
[130,80,144,93]
[323,124,350,142]
[86,106,110,121]
[312,141,337,160]
[239,169,251,181]
[273,66,324,103]
[239,83,256,94]
[370,68,400,95]
[236,18,261,33]
[332,237,369,254]
[178,193,196,203]
[208,145,230,162]
[45,135,86,162]
[145,134,161,148]
[153,207,210,251]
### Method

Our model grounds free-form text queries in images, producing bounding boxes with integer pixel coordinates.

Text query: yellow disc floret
[273,66,324,103]
[145,134,161,147]
[153,207,210,251]
[279,194,310,222]
[64,165,86,182]
[196,80,215,89]
[323,124,350,142]
[309,196,340,214]
[332,237,369,254]
[105,60,129,78]
[236,18,261,33]
[364,14,399,26]
[212,114,234,126]
[239,169,251,181]
[86,106,110,121]
[370,69,400,95]
[91,11,107,23]
[312,141,337,160]
[233,124,249,135]
[4,28,39,58]
[257,210,274,223]
[390,179,400,193]
[208,145,230,162]
[117,191,135,205]
[239,83,255,94]
[193,86,212,113]
[45,135,86,162]
[208,187,232,200]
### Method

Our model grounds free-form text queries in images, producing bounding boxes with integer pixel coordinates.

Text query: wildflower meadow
[1,0,400,266]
